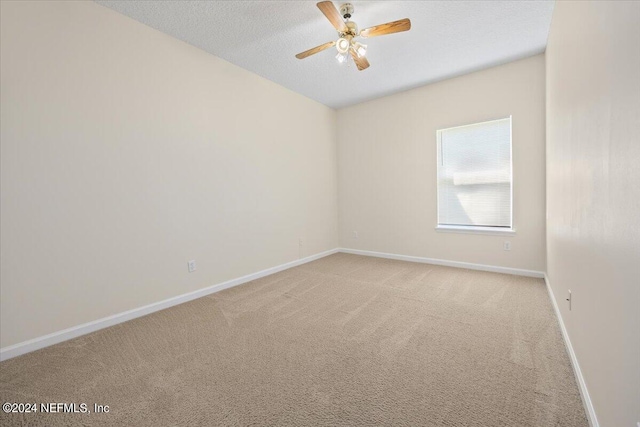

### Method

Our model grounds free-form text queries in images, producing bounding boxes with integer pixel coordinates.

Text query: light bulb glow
[336,52,348,63]
[336,37,350,54]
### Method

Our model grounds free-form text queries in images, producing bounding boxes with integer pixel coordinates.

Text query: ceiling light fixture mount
[339,3,353,20]
[295,1,412,71]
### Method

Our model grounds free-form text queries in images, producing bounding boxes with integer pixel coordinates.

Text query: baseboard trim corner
[338,248,545,278]
[544,274,599,427]
[0,248,339,362]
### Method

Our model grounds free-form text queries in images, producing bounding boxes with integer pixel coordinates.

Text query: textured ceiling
[95,1,555,109]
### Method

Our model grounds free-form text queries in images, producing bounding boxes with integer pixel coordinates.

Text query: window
[436,117,513,234]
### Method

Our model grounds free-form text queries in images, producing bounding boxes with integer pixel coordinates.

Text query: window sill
[435,225,516,236]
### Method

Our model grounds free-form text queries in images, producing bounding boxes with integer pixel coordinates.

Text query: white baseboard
[0,248,339,362]
[544,274,599,427]
[338,248,545,278]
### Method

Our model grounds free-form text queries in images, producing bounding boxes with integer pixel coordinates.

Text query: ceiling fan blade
[296,41,336,59]
[360,18,411,38]
[349,49,370,71]
[317,1,347,33]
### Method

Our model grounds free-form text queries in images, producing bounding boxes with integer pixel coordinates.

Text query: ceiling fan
[296,1,411,71]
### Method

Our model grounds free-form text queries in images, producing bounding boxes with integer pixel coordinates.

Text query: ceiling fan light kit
[336,37,350,54]
[296,1,412,71]
[353,42,367,58]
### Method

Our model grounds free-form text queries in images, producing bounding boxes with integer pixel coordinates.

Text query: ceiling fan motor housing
[345,21,358,36]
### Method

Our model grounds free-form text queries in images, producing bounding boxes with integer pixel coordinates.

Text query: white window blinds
[437,117,512,228]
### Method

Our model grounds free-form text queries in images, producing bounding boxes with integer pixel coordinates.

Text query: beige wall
[337,55,546,272]
[546,1,640,426]
[0,1,338,348]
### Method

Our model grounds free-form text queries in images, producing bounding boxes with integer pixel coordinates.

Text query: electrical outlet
[187,260,196,273]
[566,290,572,310]
[503,241,511,251]
[353,231,358,239]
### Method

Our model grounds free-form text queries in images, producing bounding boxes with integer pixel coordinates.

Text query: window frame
[435,116,515,235]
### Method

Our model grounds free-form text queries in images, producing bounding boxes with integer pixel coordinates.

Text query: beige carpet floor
[0,253,588,426]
